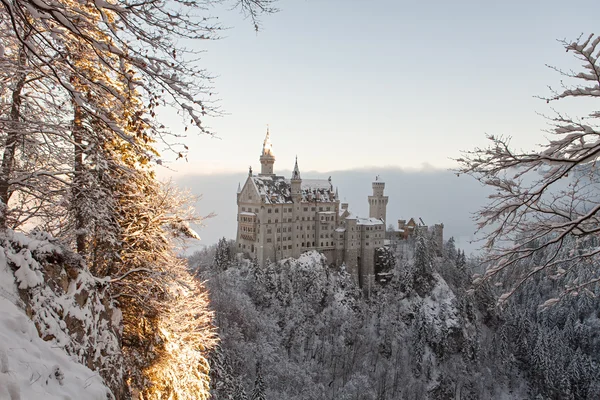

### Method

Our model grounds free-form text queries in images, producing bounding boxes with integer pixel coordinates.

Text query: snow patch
[0,297,112,399]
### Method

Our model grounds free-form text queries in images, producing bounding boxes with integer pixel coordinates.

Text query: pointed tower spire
[291,156,302,203]
[237,182,242,193]
[262,126,273,156]
[259,126,275,176]
[335,186,339,200]
[292,155,301,180]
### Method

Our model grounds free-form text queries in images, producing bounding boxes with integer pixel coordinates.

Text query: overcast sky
[159,0,599,250]
[158,0,600,175]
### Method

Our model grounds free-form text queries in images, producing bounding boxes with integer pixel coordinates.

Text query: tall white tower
[259,127,275,176]
[368,176,388,228]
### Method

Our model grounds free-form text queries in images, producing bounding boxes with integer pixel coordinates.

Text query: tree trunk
[73,104,86,254]
[0,48,27,229]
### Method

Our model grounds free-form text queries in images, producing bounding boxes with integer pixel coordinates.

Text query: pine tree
[412,233,435,294]
[233,381,249,400]
[214,237,232,270]
[251,362,266,400]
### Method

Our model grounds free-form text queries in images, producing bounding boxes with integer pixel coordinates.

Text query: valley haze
[170,166,490,255]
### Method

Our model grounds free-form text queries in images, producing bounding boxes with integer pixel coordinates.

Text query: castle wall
[238,197,340,267]
[342,219,360,282]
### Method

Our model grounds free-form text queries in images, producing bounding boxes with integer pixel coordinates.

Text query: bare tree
[0,0,277,229]
[457,34,600,303]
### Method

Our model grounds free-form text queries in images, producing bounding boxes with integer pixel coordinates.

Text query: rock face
[1,230,124,398]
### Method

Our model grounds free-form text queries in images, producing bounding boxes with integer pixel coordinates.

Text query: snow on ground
[0,260,112,400]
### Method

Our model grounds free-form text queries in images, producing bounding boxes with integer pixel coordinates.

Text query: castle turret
[259,127,275,176]
[368,175,389,228]
[291,156,302,203]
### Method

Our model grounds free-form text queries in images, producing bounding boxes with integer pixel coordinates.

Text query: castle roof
[250,175,335,204]
[346,216,384,226]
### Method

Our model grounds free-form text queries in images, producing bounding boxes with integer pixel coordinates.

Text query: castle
[236,129,390,287]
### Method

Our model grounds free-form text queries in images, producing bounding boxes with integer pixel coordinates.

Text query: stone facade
[236,130,388,287]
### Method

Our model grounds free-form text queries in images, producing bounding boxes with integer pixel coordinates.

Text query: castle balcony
[239,211,257,241]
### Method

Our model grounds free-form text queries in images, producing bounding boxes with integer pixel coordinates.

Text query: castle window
[268,209,272,213]
[275,209,279,213]
[255,208,259,213]
[242,207,246,211]
[267,229,272,234]
[319,207,323,211]
[288,245,292,249]
[302,217,305,221]
[277,228,280,233]
[326,207,330,211]
[304,207,308,212]
[275,219,278,223]
[311,207,315,211]
[366,242,369,246]
[268,219,271,224]
[312,241,315,246]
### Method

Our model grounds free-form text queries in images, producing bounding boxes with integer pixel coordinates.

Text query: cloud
[172,167,491,255]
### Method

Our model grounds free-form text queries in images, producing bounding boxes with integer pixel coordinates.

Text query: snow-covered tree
[251,362,266,400]
[214,237,233,271]
[458,34,600,301]
[412,232,435,294]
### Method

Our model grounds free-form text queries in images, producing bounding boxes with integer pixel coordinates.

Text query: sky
[158,0,600,175]
[157,0,600,250]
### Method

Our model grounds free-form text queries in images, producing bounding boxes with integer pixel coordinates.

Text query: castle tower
[259,127,275,176]
[368,176,389,228]
[291,156,302,203]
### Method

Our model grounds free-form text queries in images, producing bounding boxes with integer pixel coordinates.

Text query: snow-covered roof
[250,176,336,204]
[240,212,256,216]
[354,217,384,226]
[335,227,346,232]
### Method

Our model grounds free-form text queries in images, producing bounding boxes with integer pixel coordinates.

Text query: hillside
[0,231,115,399]
[192,237,528,399]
